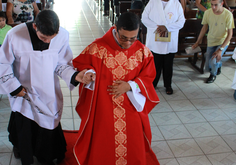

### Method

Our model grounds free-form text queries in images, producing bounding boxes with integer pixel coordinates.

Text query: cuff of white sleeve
[84,69,96,90]
[127,81,146,112]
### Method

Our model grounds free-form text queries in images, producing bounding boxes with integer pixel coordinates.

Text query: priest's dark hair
[116,12,140,31]
[34,9,60,36]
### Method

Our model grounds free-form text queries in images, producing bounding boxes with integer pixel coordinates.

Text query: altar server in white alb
[0,10,86,165]
[142,0,185,95]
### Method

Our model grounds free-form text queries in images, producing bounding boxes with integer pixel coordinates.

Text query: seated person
[6,0,39,24]
[0,11,12,46]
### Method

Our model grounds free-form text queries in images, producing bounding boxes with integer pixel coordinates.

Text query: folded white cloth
[232,47,236,60]
[126,81,146,112]
[232,69,236,89]
[84,69,96,90]
[185,46,201,54]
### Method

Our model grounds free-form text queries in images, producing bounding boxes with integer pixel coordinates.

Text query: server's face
[33,23,57,43]
[211,0,223,13]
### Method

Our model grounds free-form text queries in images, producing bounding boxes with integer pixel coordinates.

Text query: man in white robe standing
[0,10,86,165]
[141,0,185,95]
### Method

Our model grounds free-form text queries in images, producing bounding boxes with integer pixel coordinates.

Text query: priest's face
[33,23,57,43]
[115,27,139,49]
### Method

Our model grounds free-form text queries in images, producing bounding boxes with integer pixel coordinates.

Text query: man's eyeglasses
[117,31,137,42]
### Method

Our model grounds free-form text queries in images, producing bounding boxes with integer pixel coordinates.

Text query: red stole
[61,27,160,165]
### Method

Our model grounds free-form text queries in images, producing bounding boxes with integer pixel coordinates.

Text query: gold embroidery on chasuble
[83,43,150,165]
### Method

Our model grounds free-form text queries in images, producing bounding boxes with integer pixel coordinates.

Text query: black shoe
[206,75,216,83]
[38,157,55,165]
[217,67,221,75]
[56,155,65,164]
[234,90,236,100]
[166,87,173,95]
[103,10,109,16]
[38,161,55,165]
[41,162,55,165]
[13,146,21,159]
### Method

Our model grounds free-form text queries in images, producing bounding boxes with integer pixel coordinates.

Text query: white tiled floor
[1,0,236,164]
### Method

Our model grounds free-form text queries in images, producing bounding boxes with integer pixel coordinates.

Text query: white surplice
[0,23,76,130]
[141,0,185,54]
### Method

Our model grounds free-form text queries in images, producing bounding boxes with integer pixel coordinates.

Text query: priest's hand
[107,80,131,99]
[16,87,27,97]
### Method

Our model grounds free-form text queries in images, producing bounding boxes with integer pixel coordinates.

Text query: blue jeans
[205,45,228,76]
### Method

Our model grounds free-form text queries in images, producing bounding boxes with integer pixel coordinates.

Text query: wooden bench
[141,18,207,73]
[127,9,143,42]
[136,7,235,74]
[176,18,206,73]
[114,0,131,24]
[184,8,198,19]
[109,0,115,24]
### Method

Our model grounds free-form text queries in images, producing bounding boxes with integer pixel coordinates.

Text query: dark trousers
[104,0,109,11]
[8,112,66,165]
[152,52,175,88]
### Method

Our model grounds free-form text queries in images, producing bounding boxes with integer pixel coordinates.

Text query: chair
[176,18,206,73]
[127,9,142,42]
[184,8,198,19]
[114,0,131,24]
[109,0,115,24]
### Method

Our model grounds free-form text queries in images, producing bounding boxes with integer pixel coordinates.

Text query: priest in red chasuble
[62,12,160,165]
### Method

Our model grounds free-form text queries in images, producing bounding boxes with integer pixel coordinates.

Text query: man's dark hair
[34,10,59,36]
[0,11,6,19]
[116,12,140,31]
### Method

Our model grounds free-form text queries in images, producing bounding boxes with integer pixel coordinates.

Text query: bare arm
[212,28,233,62]
[32,2,39,18]
[195,0,208,12]
[0,0,2,11]
[221,28,233,49]
[192,24,208,49]
[180,0,186,11]
[6,2,14,24]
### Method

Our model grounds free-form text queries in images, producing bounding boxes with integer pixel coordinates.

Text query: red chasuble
[62,27,160,165]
